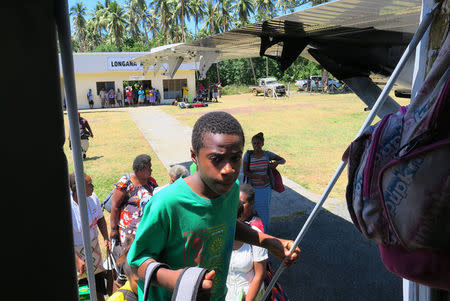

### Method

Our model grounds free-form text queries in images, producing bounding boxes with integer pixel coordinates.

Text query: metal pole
[261,5,438,300]
[55,1,98,300]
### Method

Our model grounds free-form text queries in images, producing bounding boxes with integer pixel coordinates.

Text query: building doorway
[163,79,187,100]
[123,80,152,91]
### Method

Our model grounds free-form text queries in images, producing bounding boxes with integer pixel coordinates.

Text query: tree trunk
[142,19,150,46]
[181,0,185,42]
[216,62,221,83]
[249,58,257,85]
[322,69,329,93]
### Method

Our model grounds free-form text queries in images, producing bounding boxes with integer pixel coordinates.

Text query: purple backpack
[343,35,450,290]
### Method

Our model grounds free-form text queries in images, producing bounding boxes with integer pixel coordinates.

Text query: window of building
[96,81,115,95]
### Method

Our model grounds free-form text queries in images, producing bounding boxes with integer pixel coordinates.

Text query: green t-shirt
[127,178,239,300]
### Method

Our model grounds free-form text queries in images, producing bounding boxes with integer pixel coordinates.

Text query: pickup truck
[249,78,286,96]
[295,75,341,91]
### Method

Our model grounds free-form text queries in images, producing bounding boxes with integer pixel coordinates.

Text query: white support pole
[404,0,438,299]
[411,0,435,102]
[55,1,97,300]
[261,4,438,300]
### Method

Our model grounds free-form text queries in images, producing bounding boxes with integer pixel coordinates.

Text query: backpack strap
[171,267,208,301]
[142,262,170,301]
[118,289,138,301]
[243,150,253,184]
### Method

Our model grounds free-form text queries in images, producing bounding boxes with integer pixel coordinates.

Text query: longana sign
[107,57,144,71]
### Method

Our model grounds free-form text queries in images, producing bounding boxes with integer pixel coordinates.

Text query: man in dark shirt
[69,113,94,159]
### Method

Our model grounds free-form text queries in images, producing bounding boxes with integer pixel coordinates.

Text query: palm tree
[216,0,233,32]
[175,0,191,42]
[105,1,127,48]
[125,0,142,41]
[70,2,88,52]
[150,0,173,44]
[203,0,218,35]
[148,9,160,41]
[232,0,255,26]
[135,0,152,45]
[90,3,108,38]
[189,0,205,36]
[85,18,103,50]
[254,0,276,20]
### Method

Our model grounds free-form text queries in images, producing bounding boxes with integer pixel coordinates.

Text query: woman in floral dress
[109,154,158,244]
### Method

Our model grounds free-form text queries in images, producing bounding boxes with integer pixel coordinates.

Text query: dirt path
[173,102,319,117]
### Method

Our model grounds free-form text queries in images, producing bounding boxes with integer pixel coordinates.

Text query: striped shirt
[243,150,276,188]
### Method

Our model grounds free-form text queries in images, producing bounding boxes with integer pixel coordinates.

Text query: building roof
[60,51,197,74]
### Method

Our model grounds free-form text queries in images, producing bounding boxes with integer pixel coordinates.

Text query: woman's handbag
[105,250,117,295]
[269,165,285,193]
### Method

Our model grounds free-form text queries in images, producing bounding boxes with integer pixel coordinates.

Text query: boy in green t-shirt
[127,111,300,300]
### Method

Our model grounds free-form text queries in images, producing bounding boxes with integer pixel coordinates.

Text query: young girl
[226,197,267,301]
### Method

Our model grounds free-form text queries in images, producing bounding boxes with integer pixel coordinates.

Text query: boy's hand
[198,270,215,300]
[266,238,300,268]
[201,270,215,290]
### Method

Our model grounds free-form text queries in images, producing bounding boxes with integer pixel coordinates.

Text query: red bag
[270,165,285,193]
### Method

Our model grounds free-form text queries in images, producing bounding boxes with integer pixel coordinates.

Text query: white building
[60,52,197,109]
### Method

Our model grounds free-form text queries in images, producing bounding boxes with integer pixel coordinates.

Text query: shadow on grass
[84,155,104,161]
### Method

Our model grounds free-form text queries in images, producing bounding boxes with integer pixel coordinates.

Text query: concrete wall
[59,52,197,109]
[67,69,196,109]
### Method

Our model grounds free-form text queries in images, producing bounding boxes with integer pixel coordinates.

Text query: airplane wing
[133,0,421,81]
[132,0,428,116]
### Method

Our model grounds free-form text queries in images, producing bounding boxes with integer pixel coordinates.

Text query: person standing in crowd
[125,87,132,107]
[70,173,111,301]
[149,88,156,105]
[145,86,151,105]
[108,88,116,108]
[109,154,158,245]
[155,89,161,105]
[100,88,107,108]
[226,202,268,301]
[182,85,189,101]
[132,86,138,107]
[87,89,94,109]
[138,86,145,106]
[69,112,94,159]
[208,83,213,101]
[243,132,286,232]
[152,164,189,195]
[116,88,123,107]
[127,111,300,301]
[217,82,222,98]
[213,84,219,102]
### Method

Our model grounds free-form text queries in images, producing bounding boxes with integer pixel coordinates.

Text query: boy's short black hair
[192,111,245,154]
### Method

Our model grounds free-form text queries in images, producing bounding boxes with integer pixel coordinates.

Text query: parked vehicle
[295,75,341,91]
[249,77,286,96]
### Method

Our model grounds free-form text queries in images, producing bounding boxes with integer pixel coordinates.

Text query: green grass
[221,84,250,95]
[64,111,168,200]
[64,91,408,256]
[160,91,408,200]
